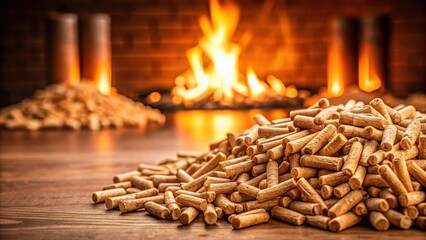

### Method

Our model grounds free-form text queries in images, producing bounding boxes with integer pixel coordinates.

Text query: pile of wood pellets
[0,83,165,130]
[92,98,426,231]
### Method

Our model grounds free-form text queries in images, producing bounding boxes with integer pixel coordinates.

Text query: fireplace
[0,0,425,108]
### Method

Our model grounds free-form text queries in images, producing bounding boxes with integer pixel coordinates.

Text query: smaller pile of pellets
[0,83,165,131]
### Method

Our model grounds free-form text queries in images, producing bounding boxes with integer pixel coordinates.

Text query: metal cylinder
[359,15,389,93]
[79,14,112,95]
[45,12,80,85]
[327,17,359,97]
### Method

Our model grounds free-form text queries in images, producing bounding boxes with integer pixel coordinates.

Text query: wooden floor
[0,110,424,239]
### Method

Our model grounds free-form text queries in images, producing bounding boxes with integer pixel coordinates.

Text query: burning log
[0,84,165,131]
[92,97,426,232]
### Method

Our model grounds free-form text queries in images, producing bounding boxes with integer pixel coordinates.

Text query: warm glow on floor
[173,110,287,150]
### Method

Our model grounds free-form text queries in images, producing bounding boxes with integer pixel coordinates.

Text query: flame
[172,0,294,105]
[69,62,80,85]
[359,45,382,92]
[327,42,344,97]
[286,85,298,98]
[96,71,111,95]
[267,75,286,96]
[247,68,268,99]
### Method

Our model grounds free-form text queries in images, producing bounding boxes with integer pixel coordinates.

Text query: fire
[267,75,286,96]
[247,67,268,99]
[172,0,295,106]
[96,68,111,95]
[327,43,344,97]
[359,45,382,92]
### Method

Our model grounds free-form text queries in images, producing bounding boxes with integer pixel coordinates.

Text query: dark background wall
[1,0,425,106]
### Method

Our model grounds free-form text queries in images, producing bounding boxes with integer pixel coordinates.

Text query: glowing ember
[172,0,296,106]
[147,92,162,103]
[359,45,382,93]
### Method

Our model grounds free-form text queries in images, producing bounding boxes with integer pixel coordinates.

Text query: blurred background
[1,0,425,108]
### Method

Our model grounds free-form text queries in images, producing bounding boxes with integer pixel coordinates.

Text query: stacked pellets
[92,98,426,231]
[0,83,165,130]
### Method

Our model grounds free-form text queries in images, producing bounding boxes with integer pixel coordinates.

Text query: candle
[327,17,358,97]
[79,14,112,95]
[359,15,388,93]
[45,12,80,85]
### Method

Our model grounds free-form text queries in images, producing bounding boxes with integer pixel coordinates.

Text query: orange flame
[359,45,382,92]
[96,67,111,95]
[69,62,80,85]
[267,75,286,96]
[327,42,344,97]
[247,67,268,99]
[173,0,295,105]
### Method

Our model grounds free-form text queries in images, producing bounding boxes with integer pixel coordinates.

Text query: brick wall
[1,0,425,106]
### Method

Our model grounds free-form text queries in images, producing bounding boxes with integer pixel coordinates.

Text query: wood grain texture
[0,111,425,239]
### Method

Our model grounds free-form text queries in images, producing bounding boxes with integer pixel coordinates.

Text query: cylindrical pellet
[318,133,348,156]
[302,124,336,155]
[144,201,170,219]
[231,212,270,230]
[383,209,412,229]
[333,183,351,198]
[378,165,408,195]
[370,98,392,124]
[328,190,363,218]
[359,140,379,166]
[380,125,397,151]
[393,157,414,192]
[180,207,199,225]
[369,211,389,231]
[328,212,362,232]
[366,198,389,212]
[289,201,321,215]
[379,189,398,209]
[398,191,426,207]
[113,170,141,183]
[203,203,218,225]
[407,161,426,186]
[176,169,194,183]
[300,155,343,171]
[342,141,363,175]
[348,166,366,190]
[175,194,207,211]
[400,120,421,150]
[266,161,279,187]
[92,188,126,203]
[305,215,330,230]
[119,195,164,213]
[271,206,305,225]
[105,188,158,209]
[296,178,327,212]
